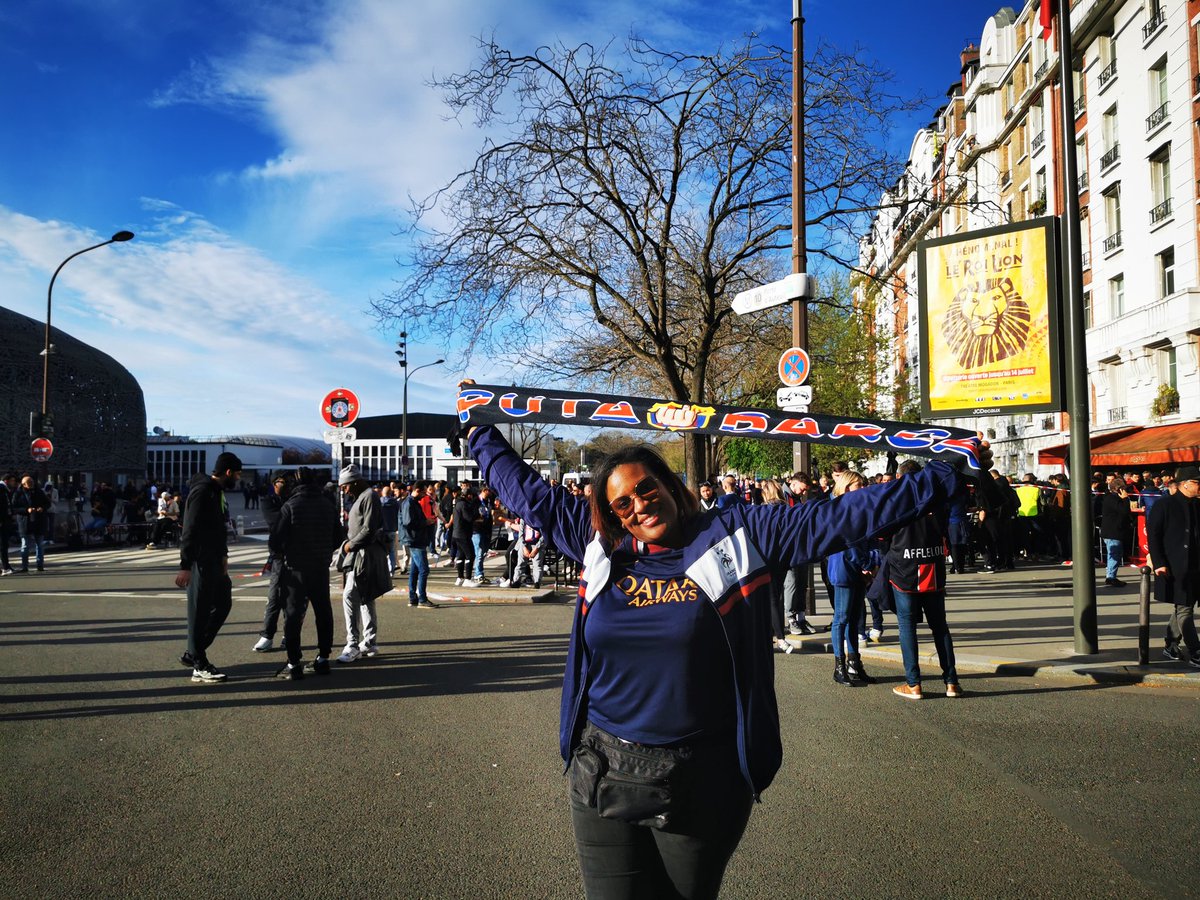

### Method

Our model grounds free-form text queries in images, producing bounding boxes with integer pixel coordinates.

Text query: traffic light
[395,331,407,368]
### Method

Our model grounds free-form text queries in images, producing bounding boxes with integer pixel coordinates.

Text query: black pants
[282,565,334,665]
[186,561,232,664]
[260,557,285,638]
[569,729,753,900]
[454,537,475,580]
[0,523,10,570]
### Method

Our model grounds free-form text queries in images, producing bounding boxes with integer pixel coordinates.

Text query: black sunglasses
[609,476,660,519]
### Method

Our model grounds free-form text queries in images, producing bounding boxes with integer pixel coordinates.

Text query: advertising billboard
[917,217,1062,418]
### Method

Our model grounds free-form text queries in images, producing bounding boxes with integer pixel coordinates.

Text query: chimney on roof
[960,43,980,72]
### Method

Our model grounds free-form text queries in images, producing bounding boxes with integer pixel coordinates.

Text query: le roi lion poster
[917,217,1064,419]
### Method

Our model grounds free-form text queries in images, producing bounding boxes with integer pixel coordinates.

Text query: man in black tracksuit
[176,452,243,683]
[253,472,293,652]
[269,468,343,679]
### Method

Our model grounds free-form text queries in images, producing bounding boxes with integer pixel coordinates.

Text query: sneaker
[179,651,195,668]
[945,683,963,698]
[363,643,379,658]
[892,683,922,701]
[454,577,464,586]
[868,627,884,642]
[35,565,44,572]
[252,636,274,652]
[144,543,157,550]
[0,568,13,576]
[276,663,305,680]
[856,633,870,646]
[1163,646,1182,662]
[1189,653,1200,670]
[417,600,437,609]
[774,638,795,654]
[1105,577,1126,587]
[307,657,331,675]
[336,646,361,664]
[498,578,511,588]
[191,663,226,683]
[471,577,490,586]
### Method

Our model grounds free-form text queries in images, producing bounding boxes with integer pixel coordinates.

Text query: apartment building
[858,0,1200,476]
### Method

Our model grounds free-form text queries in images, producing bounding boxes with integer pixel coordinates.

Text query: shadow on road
[0,632,568,722]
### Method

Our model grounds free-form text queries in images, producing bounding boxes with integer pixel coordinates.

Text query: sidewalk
[412,551,1199,689]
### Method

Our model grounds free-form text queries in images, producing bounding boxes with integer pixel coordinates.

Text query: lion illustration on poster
[941,277,1032,369]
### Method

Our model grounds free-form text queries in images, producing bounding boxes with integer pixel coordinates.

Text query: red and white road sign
[31,437,54,463]
[321,388,360,428]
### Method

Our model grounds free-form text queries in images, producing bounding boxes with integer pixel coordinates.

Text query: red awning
[1037,427,1138,466]
[1038,421,1200,468]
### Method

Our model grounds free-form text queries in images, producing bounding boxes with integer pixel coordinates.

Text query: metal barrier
[1138,566,1152,665]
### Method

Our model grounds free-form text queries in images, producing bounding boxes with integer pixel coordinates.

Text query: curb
[779,634,1200,690]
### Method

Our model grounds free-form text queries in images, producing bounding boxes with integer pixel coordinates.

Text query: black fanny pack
[568,723,697,829]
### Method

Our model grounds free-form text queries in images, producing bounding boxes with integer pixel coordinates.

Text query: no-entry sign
[321,388,360,428]
[31,437,54,463]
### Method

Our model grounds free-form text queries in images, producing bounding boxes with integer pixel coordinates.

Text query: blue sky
[0,0,1007,439]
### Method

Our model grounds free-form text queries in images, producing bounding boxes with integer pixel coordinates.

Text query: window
[1148,60,1169,129]
[1109,273,1125,318]
[1105,361,1127,422]
[1102,106,1118,150]
[1103,185,1122,249]
[1083,290,1093,328]
[1158,247,1175,297]
[1158,345,1178,390]
[1150,146,1171,221]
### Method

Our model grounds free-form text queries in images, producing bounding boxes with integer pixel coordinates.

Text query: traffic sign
[776,386,813,409]
[321,388,360,428]
[31,437,53,463]
[323,428,357,443]
[777,347,811,387]
[732,273,817,315]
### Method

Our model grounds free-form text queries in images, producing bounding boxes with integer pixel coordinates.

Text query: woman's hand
[458,379,480,441]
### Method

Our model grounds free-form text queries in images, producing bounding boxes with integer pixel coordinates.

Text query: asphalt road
[1,543,1198,899]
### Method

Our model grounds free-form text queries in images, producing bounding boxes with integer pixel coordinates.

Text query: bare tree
[376,35,925,481]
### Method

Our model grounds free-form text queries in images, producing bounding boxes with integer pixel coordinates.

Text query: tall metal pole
[791,0,809,479]
[41,231,134,422]
[402,374,409,481]
[1055,3,1098,653]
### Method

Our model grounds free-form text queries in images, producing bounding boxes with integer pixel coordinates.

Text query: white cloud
[0,202,461,438]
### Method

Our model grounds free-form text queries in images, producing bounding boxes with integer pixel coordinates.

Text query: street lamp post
[40,231,135,431]
[398,348,444,481]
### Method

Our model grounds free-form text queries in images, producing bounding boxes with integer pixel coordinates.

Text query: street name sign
[732,272,817,315]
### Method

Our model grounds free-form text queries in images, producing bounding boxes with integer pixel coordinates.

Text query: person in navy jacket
[460,398,986,899]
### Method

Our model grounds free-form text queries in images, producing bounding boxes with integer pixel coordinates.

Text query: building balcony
[1102,231,1122,253]
[1087,289,1200,364]
[1078,171,1089,193]
[1082,251,1091,270]
[1098,59,1118,91]
[1031,130,1045,155]
[1107,406,1128,425]
[1150,197,1172,224]
[1034,59,1049,82]
[1100,143,1120,170]
[1195,74,1200,96]
[1142,9,1166,41]
[1074,96,1086,119]
[1146,102,1168,132]
[1000,170,1012,188]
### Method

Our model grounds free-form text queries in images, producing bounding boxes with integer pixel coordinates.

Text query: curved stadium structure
[0,306,146,479]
